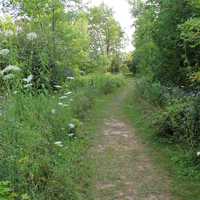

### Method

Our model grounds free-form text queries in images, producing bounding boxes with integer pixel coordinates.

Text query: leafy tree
[88,4,124,72]
[130,0,198,86]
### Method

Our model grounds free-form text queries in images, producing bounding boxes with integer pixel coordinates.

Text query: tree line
[0,0,125,91]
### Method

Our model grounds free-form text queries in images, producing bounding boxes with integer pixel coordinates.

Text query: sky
[85,0,134,52]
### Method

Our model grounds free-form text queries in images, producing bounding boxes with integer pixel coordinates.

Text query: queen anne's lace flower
[58,102,68,107]
[68,123,75,129]
[68,133,75,137]
[23,74,33,83]
[54,141,63,147]
[59,96,68,100]
[24,83,33,88]
[4,30,14,37]
[3,74,15,80]
[67,76,75,80]
[54,85,62,89]
[65,92,72,95]
[51,109,56,114]
[1,65,21,75]
[16,26,23,33]
[197,152,200,157]
[26,32,37,41]
[0,49,9,56]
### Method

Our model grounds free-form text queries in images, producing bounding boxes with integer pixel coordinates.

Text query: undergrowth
[0,73,124,200]
[124,80,200,200]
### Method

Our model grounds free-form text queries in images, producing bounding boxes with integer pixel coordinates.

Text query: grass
[123,84,200,200]
[0,73,125,200]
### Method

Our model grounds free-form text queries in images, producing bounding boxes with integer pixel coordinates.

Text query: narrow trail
[91,84,172,200]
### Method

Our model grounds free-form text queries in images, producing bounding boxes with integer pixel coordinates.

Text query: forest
[1,0,200,199]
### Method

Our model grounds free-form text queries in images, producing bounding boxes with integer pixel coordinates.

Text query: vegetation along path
[90,83,172,200]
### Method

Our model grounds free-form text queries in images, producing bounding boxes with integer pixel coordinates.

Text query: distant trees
[88,4,124,72]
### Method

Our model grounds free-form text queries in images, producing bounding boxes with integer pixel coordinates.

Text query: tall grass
[0,74,125,200]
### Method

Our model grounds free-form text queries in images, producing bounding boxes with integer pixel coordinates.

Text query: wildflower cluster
[23,74,33,88]
[4,30,14,37]
[0,49,9,56]
[26,32,37,41]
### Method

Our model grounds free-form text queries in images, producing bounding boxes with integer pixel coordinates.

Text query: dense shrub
[135,77,188,107]
[93,74,125,95]
[71,88,96,119]
[135,77,166,106]
[153,96,200,149]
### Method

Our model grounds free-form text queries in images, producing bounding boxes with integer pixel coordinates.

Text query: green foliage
[130,0,200,153]
[125,87,200,200]
[0,1,126,199]
[130,0,194,85]
[0,181,14,200]
[134,77,171,106]
[0,74,124,200]
[179,17,200,88]
[153,96,200,149]
[88,4,124,72]
[71,88,95,119]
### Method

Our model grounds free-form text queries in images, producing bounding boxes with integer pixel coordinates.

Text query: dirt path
[91,85,172,200]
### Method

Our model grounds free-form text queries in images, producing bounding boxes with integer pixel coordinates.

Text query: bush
[0,91,94,199]
[71,88,96,119]
[135,77,186,106]
[69,73,125,95]
[153,96,200,149]
[135,77,167,106]
[92,73,125,95]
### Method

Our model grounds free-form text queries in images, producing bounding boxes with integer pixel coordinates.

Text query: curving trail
[90,84,172,200]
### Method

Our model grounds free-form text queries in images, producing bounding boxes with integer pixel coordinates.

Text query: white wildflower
[23,74,33,83]
[16,26,23,33]
[26,32,37,41]
[4,30,14,37]
[58,102,68,107]
[3,74,15,80]
[59,96,68,100]
[68,133,75,137]
[0,49,9,56]
[54,141,63,147]
[51,109,56,114]
[68,123,75,129]
[24,83,33,88]
[65,92,72,95]
[1,65,21,75]
[67,76,75,80]
[197,152,200,157]
[80,70,85,75]
[54,85,62,89]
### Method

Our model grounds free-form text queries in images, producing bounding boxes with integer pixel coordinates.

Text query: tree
[88,4,124,72]
[0,0,90,89]
[130,0,196,86]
